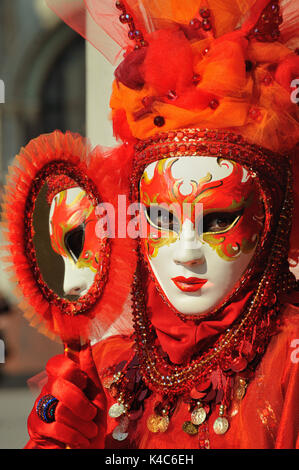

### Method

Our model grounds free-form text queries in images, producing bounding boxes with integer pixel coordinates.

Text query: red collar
[148,280,253,364]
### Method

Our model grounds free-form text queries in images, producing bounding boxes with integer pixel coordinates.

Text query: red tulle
[45,1,299,63]
[46,0,130,64]
[275,55,299,92]
[143,29,194,95]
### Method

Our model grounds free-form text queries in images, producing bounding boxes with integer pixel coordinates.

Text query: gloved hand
[25,345,107,449]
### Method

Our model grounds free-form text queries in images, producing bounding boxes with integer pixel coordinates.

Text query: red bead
[154,116,165,127]
[209,99,219,110]
[200,8,211,18]
[166,90,177,100]
[202,19,212,31]
[193,74,202,85]
[115,1,125,10]
[119,13,132,24]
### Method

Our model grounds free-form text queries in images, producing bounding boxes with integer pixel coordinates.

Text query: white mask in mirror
[139,157,265,316]
[49,187,99,298]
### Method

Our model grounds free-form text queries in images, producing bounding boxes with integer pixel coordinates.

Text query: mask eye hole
[64,224,85,262]
[145,206,180,233]
[203,211,243,234]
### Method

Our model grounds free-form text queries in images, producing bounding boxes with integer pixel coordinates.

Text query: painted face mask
[49,187,99,298]
[139,156,265,316]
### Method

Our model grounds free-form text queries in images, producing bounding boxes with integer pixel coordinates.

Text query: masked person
[6,0,299,449]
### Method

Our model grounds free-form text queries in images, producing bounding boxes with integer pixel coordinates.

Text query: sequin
[213,417,229,435]
[191,407,207,425]
[109,403,125,418]
[112,427,129,441]
[147,414,169,433]
[182,421,198,436]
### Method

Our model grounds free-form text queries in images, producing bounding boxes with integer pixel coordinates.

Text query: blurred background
[0,0,115,448]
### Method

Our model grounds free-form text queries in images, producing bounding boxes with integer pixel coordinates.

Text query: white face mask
[139,157,264,315]
[49,187,98,298]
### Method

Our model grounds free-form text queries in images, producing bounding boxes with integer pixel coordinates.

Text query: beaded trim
[116,1,148,50]
[247,0,282,43]
[132,129,287,193]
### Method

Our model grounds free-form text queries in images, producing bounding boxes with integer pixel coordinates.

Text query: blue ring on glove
[36,394,59,423]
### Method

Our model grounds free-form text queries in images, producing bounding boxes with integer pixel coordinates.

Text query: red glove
[25,345,107,449]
